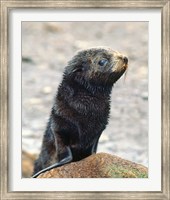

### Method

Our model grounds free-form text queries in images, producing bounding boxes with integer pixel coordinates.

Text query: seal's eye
[98,59,108,66]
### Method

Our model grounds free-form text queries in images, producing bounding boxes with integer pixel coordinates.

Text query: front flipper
[91,136,100,154]
[32,146,72,178]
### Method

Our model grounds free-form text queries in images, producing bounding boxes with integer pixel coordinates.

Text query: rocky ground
[22,22,148,177]
[36,153,148,178]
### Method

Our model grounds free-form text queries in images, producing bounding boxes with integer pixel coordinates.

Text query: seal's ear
[72,61,90,73]
[81,60,91,71]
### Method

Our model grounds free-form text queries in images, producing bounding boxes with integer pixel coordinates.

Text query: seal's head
[64,47,128,87]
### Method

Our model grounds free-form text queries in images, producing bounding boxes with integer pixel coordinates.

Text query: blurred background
[22,22,148,177]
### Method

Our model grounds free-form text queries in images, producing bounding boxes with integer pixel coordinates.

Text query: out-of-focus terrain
[22,22,148,177]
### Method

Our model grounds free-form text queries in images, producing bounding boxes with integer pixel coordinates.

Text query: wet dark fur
[33,47,127,176]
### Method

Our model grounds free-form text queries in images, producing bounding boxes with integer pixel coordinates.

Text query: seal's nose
[123,56,128,64]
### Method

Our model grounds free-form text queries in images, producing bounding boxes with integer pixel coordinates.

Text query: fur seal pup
[32,47,128,178]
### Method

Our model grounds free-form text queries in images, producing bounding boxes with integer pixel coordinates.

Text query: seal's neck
[71,75,113,97]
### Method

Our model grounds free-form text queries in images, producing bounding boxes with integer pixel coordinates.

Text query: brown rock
[22,151,37,178]
[36,153,148,178]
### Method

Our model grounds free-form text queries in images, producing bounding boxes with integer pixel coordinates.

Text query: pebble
[29,98,42,105]
[141,92,148,100]
[99,134,109,143]
[42,86,52,94]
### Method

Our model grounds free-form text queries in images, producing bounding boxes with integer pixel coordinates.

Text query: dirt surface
[22,22,148,176]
